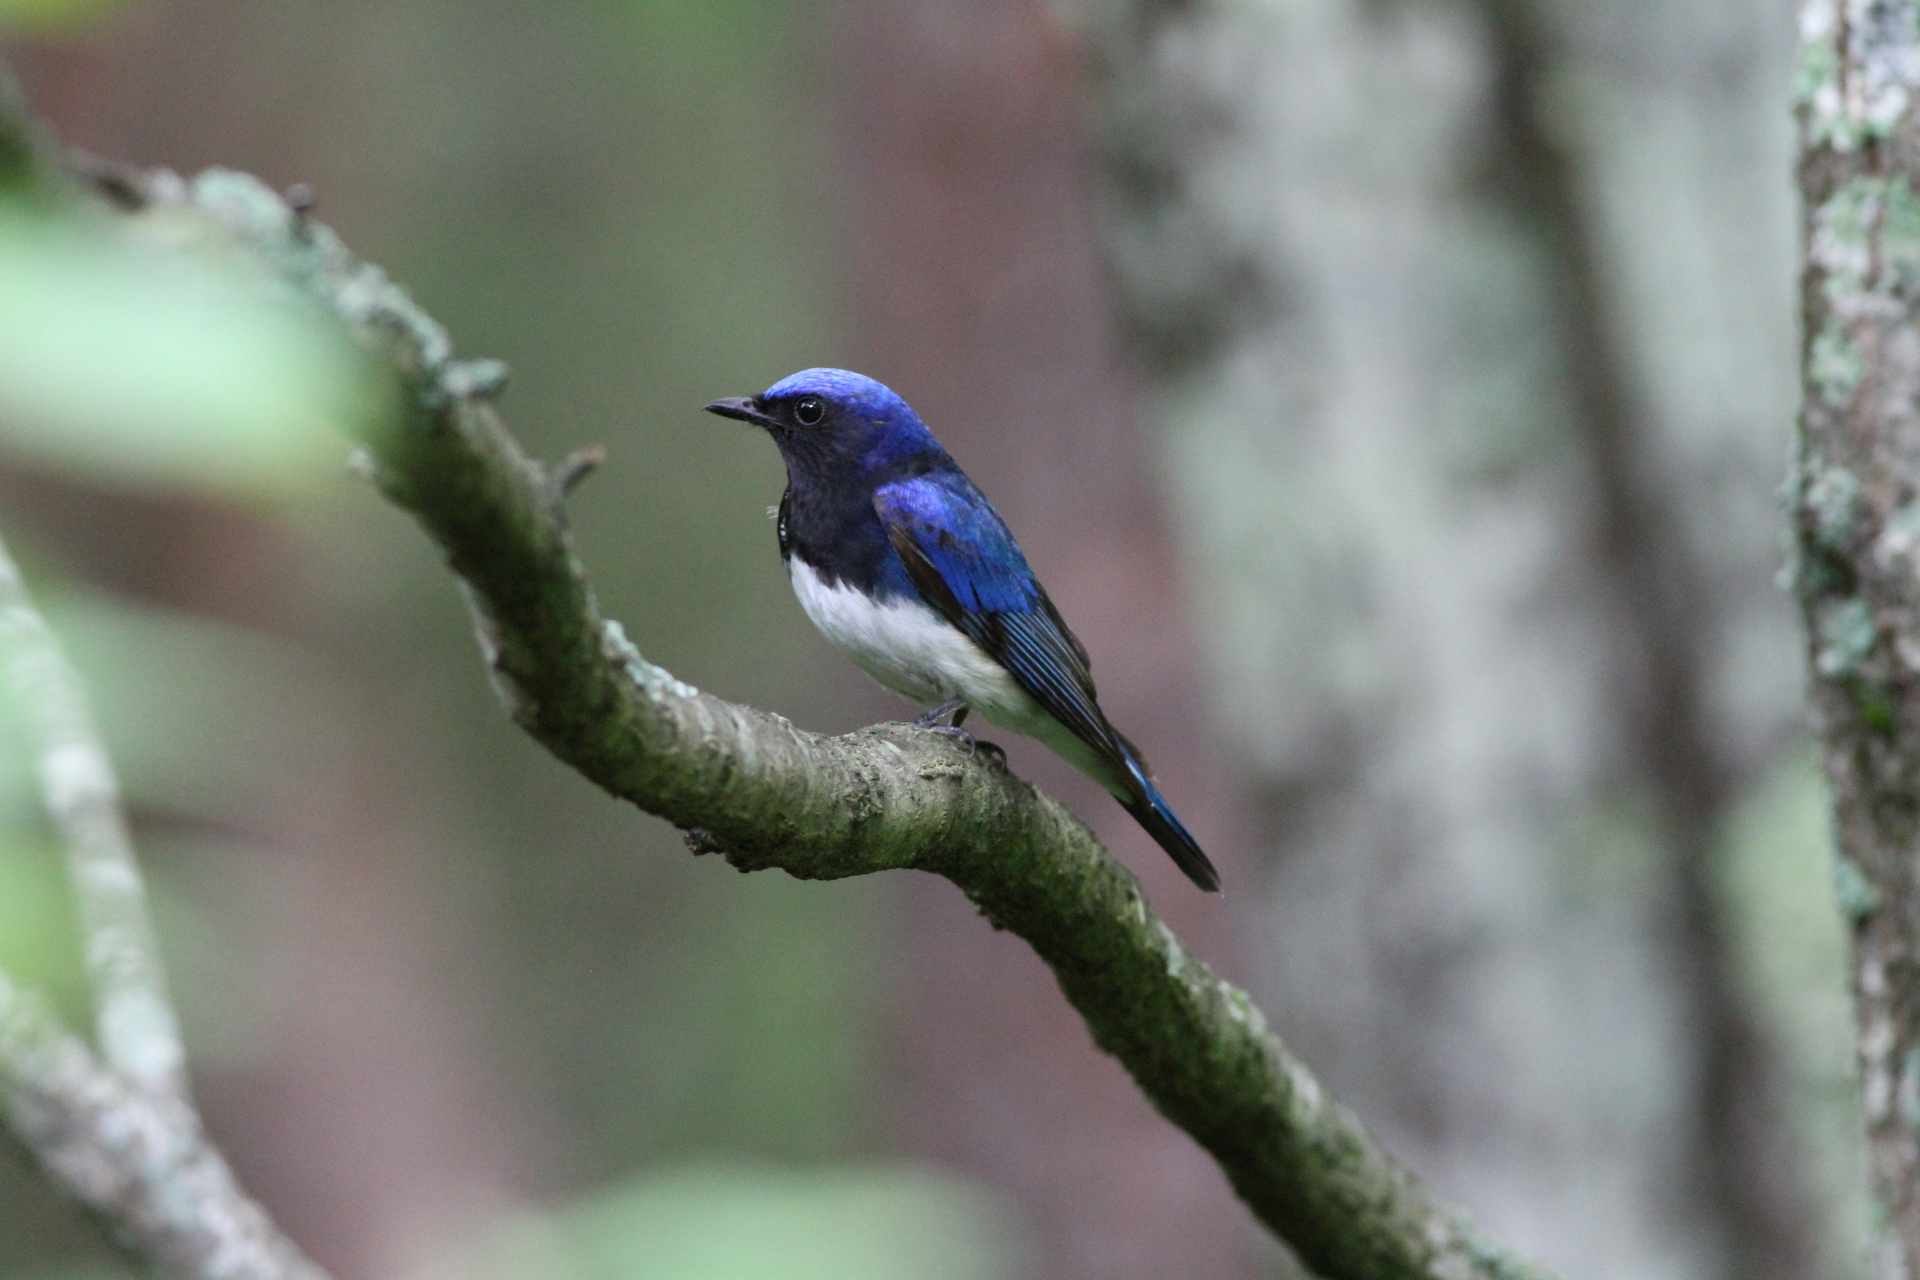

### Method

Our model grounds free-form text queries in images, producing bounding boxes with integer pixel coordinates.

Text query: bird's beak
[703,396,775,428]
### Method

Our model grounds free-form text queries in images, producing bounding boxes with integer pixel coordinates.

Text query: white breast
[789,558,1034,719]
[789,558,1132,798]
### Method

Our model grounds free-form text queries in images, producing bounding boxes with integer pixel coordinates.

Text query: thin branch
[68,165,1562,1280]
[0,431,321,1280]
[548,443,607,503]
[0,968,326,1280]
[0,535,187,1101]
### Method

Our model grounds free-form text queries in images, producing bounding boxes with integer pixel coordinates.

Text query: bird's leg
[913,697,968,728]
[911,699,1006,769]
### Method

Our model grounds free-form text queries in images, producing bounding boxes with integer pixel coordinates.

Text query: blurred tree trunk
[830,2,1280,1277]
[1087,0,1817,1278]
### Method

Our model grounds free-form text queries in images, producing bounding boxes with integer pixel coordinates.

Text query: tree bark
[1794,1,1920,1271]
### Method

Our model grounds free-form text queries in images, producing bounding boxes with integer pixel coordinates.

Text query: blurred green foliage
[10,1163,1027,1280]
[0,203,388,498]
[480,1163,1027,1280]
[0,0,125,35]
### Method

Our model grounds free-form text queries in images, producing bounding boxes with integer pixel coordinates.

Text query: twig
[548,444,606,503]
[0,970,326,1280]
[0,536,186,1101]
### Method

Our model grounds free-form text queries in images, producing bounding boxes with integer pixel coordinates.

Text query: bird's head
[705,368,945,477]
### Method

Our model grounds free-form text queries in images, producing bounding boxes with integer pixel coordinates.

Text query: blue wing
[872,475,1108,751]
[873,474,1221,892]
[873,473,1221,892]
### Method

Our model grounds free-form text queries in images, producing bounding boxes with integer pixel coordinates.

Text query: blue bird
[705,368,1220,892]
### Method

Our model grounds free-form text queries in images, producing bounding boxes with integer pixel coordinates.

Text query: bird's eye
[794,396,826,426]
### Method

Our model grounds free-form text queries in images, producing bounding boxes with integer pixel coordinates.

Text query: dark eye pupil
[795,396,824,425]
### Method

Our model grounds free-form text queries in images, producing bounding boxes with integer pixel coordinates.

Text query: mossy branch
[0,64,1556,1280]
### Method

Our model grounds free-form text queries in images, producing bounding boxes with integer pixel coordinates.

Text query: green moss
[1852,677,1899,735]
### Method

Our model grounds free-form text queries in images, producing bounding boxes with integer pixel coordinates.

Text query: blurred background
[0,1,1854,1279]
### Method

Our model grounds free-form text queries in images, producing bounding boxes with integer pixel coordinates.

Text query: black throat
[777,454,942,597]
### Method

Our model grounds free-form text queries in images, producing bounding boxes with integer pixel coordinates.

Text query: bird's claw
[927,724,1007,769]
[927,723,974,752]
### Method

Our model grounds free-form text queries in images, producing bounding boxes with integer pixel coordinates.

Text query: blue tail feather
[1119,755,1220,893]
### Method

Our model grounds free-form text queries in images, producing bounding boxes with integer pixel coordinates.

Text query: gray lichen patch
[1801,0,1920,151]
[1817,596,1880,676]
[1876,500,1920,571]
[599,618,697,701]
[1813,174,1920,300]
[1813,326,1868,407]
[1808,461,1866,547]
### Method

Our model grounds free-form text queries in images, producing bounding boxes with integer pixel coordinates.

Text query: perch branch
[154,167,1550,1280]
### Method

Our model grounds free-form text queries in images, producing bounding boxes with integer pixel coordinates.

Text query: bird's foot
[910,700,1003,768]
[927,724,1007,769]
